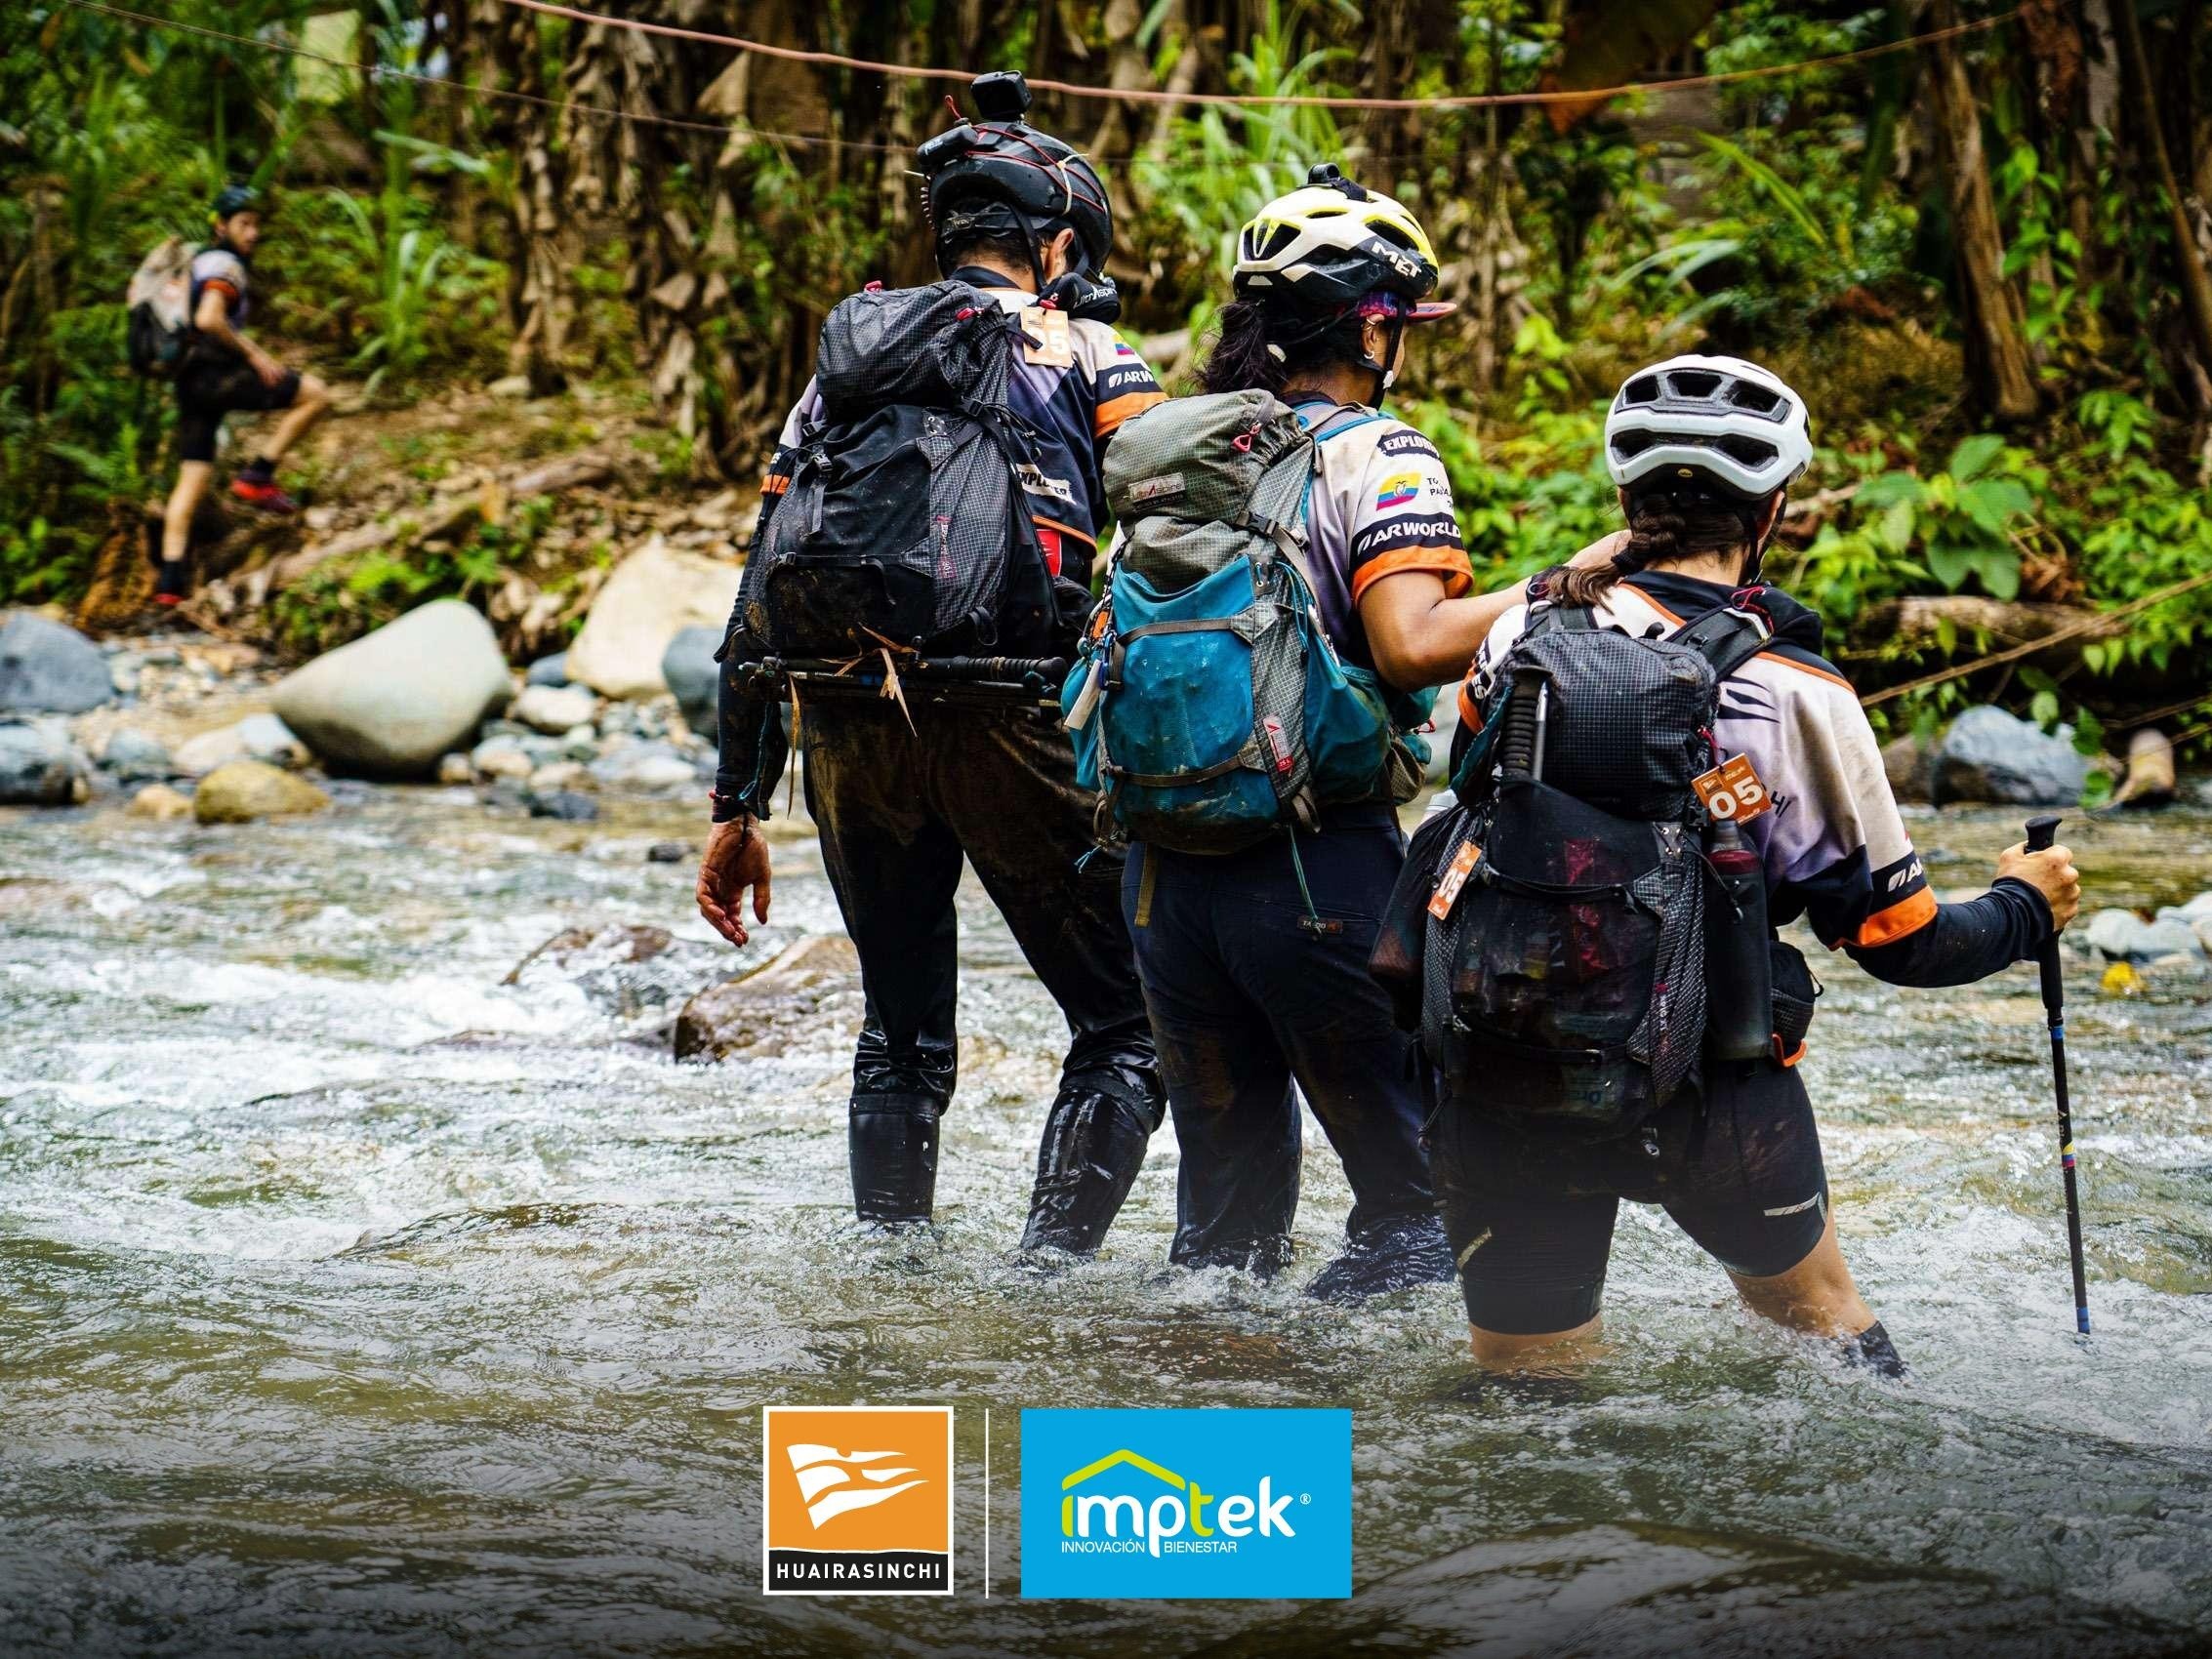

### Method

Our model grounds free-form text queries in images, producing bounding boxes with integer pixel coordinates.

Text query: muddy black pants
[799,696,1157,1125]
[1122,807,1439,1269]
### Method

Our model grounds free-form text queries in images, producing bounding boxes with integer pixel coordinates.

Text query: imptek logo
[1021,1409,1350,1599]
[1058,1447,1297,1557]
[762,1405,953,1597]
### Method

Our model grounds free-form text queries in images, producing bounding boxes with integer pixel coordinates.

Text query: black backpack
[1373,599,1772,1129]
[737,280,1059,659]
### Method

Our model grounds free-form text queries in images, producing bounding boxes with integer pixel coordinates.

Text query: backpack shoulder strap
[1669,602,1773,682]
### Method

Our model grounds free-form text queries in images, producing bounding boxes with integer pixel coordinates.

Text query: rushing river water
[2,785,2209,1656]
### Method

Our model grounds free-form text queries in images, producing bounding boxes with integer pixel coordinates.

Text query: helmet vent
[1369,221,1415,250]
[1622,376,1660,404]
[1728,382,1782,413]
[1611,430,1655,459]
[1667,370,1722,398]
[1255,223,1297,262]
[1715,433,1779,465]
[1308,204,1347,218]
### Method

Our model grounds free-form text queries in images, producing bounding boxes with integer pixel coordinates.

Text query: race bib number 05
[1692,753,1773,823]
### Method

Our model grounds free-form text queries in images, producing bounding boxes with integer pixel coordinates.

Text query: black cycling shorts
[175,350,301,464]
[1431,1060,1831,1335]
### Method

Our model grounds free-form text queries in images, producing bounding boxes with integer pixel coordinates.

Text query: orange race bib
[1692,753,1773,823]
[1429,839,1482,919]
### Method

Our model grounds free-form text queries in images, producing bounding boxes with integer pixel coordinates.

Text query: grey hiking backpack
[1062,390,1429,853]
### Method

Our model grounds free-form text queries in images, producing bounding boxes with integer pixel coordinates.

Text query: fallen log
[238,451,617,606]
[1853,594,2129,653]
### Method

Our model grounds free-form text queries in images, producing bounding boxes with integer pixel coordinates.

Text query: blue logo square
[1019,1408,1351,1599]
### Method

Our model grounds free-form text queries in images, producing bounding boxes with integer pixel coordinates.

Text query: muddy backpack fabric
[1381,600,1770,1128]
[1062,390,1430,853]
[126,237,196,378]
[739,280,1058,658]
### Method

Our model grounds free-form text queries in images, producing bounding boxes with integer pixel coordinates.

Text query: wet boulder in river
[271,598,512,777]
[125,782,192,821]
[100,728,173,781]
[192,760,331,824]
[675,934,862,1061]
[503,921,724,1018]
[661,625,721,739]
[565,537,742,701]
[512,682,597,735]
[0,719,92,805]
[1933,707,2088,806]
[0,612,115,714]
[2081,907,2205,964]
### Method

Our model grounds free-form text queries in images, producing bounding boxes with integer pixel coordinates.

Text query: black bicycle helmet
[211,183,261,221]
[918,72,1113,283]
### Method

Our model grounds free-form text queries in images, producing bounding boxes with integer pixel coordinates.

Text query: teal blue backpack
[1062,389,1432,854]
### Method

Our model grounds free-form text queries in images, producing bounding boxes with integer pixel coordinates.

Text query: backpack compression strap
[1668,601,1774,683]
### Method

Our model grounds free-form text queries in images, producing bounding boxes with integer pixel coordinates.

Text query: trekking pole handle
[2025,815,2064,1009]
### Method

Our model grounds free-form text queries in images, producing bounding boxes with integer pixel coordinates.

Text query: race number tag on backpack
[1023,308,1073,367]
[1429,839,1482,919]
[1692,753,1772,823]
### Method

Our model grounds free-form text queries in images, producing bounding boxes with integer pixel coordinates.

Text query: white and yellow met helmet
[1233,164,1454,319]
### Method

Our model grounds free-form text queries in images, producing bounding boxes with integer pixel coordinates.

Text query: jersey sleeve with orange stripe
[1342,425,1472,603]
[1075,318,1166,442]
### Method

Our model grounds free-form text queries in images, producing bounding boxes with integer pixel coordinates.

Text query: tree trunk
[1924,0,2038,419]
[2110,0,2212,380]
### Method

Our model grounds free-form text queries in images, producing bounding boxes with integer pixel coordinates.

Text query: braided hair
[1551,482,1777,606]
[1196,296,1404,400]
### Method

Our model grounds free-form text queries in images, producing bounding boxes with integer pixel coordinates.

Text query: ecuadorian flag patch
[1375,472,1422,508]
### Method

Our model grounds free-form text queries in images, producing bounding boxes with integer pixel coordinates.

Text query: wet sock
[1840,1319,1909,1379]
[154,558,189,599]
[238,457,276,483]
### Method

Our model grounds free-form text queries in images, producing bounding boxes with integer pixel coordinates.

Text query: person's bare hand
[249,347,285,388]
[697,817,771,946]
[1998,840,2081,932]
[1567,528,1631,570]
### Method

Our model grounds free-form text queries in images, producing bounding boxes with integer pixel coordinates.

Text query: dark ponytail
[1550,485,1773,606]
[1196,297,1374,398]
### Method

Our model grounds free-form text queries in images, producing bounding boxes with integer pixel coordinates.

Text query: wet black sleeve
[1844,878,2052,989]
[711,463,794,824]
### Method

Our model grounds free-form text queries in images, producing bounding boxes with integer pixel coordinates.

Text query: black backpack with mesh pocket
[1381,599,1772,1130]
[737,279,1059,660]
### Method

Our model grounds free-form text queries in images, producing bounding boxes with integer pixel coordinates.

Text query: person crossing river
[695,74,1168,1252]
[1079,168,1621,1298]
[1395,354,2083,1372]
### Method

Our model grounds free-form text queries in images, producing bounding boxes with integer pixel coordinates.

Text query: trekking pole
[2025,814,2091,1336]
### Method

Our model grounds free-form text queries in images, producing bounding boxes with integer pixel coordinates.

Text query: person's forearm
[1847,879,2051,989]
[1372,576,1528,693]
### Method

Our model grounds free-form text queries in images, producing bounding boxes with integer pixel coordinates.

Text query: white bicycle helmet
[1604,355,1812,502]
[1233,164,1454,319]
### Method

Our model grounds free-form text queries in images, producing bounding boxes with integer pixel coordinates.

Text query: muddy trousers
[800,697,1162,1249]
[1121,809,1443,1275]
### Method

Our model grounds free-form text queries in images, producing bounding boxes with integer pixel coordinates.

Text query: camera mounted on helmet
[918,71,1120,320]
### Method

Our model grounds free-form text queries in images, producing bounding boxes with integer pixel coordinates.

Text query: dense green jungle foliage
[3,0,2211,753]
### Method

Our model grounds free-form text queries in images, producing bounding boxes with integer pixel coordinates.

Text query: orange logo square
[762,1405,954,1597]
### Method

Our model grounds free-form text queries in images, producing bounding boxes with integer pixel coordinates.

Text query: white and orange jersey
[1288,396,1472,673]
[1460,570,1935,953]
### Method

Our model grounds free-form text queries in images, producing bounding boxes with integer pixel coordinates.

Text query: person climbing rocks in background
[155,185,332,608]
